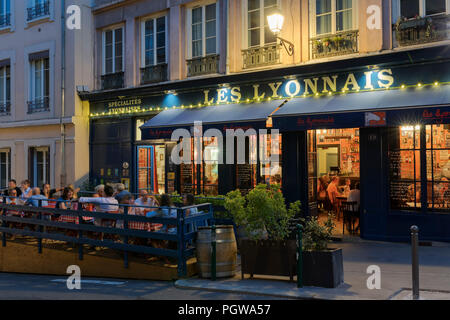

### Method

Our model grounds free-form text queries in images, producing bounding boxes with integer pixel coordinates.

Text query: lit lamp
[267,9,294,56]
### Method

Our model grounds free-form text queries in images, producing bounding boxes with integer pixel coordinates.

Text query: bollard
[297,224,303,288]
[411,225,420,300]
[211,225,216,281]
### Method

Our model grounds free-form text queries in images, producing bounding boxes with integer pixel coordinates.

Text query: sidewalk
[175,238,450,300]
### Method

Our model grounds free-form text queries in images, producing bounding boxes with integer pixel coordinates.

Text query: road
[0,272,285,300]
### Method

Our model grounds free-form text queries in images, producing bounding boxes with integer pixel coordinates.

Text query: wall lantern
[267,9,294,56]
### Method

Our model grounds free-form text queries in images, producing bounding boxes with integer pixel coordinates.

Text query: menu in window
[237,164,253,191]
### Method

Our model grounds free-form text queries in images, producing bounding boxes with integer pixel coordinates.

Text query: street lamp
[267,9,294,56]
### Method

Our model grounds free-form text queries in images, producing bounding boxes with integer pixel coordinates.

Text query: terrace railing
[141,63,168,84]
[187,55,220,77]
[27,1,50,21]
[0,197,214,277]
[310,30,359,59]
[394,14,449,47]
[242,44,281,69]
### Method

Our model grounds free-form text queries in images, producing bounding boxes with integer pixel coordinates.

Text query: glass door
[137,146,157,194]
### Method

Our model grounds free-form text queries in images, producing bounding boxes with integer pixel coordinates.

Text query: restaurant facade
[82,44,450,242]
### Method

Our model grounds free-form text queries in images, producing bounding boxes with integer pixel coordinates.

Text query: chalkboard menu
[180,163,194,194]
[236,164,254,193]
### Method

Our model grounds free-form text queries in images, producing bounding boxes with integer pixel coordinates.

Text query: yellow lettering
[253,84,265,100]
[230,87,241,102]
[268,82,282,98]
[304,78,319,94]
[343,73,360,91]
[377,69,394,88]
[322,75,338,93]
[364,71,374,90]
[217,88,228,103]
[204,90,214,104]
[285,80,301,97]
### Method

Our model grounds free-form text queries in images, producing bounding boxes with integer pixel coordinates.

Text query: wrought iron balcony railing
[0,101,10,115]
[394,14,449,47]
[0,13,11,28]
[27,97,49,114]
[101,72,124,90]
[242,44,280,69]
[27,1,50,21]
[187,55,219,77]
[310,30,359,59]
[141,63,168,84]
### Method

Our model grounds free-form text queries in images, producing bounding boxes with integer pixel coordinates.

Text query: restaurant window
[0,148,11,190]
[399,0,447,18]
[426,124,450,212]
[189,3,217,58]
[29,147,50,188]
[0,62,10,115]
[141,16,167,67]
[202,137,219,195]
[247,0,278,48]
[137,146,162,194]
[259,132,282,185]
[313,0,355,36]
[103,27,124,75]
[388,126,422,211]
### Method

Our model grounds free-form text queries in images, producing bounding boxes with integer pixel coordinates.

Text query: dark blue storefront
[82,45,450,242]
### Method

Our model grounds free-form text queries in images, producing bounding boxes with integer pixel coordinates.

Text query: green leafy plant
[224,184,298,241]
[300,213,335,251]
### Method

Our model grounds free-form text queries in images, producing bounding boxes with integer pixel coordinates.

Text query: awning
[141,100,286,139]
[272,85,450,130]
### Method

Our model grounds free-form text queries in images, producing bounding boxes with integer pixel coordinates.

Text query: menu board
[138,169,148,190]
[236,164,254,193]
[180,163,194,194]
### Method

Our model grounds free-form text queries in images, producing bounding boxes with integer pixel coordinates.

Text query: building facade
[81,0,450,242]
[0,0,94,190]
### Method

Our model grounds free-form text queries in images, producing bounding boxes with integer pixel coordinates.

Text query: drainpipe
[60,0,66,187]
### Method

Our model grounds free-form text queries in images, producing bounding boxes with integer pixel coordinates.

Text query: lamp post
[267,9,294,56]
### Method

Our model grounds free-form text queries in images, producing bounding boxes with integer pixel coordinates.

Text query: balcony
[27,1,50,21]
[101,72,124,90]
[394,14,449,47]
[310,30,359,59]
[0,101,10,115]
[0,13,10,28]
[187,55,219,77]
[242,44,280,69]
[27,97,49,114]
[141,64,168,85]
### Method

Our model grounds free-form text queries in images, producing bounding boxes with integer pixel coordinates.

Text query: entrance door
[307,130,318,216]
[137,146,157,194]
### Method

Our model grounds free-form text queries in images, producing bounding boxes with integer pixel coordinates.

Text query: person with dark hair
[347,182,360,211]
[2,180,22,197]
[183,194,197,216]
[41,183,63,200]
[20,180,32,200]
[154,194,177,233]
[79,184,119,227]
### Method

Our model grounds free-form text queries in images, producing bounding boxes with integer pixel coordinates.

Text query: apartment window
[247,0,277,48]
[142,16,167,67]
[27,0,50,21]
[190,3,217,58]
[0,60,10,115]
[400,0,447,18]
[313,0,354,36]
[103,27,124,75]
[29,147,50,188]
[28,52,50,113]
[0,0,11,28]
[0,149,11,190]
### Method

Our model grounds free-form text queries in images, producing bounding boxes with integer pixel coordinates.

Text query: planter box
[240,240,344,288]
[239,239,297,280]
[302,248,344,288]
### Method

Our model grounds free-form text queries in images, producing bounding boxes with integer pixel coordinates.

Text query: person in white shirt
[134,190,158,215]
[79,185,119,227]
[347,182,360,211]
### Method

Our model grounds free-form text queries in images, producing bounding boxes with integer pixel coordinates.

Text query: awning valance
[140,100,286,139]
[272,85,450,130]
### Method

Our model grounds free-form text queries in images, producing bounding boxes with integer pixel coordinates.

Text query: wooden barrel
[196,225,237,278]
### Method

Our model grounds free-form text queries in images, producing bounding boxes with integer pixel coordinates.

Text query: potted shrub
[300,214,344,288]
[224,184,301,280]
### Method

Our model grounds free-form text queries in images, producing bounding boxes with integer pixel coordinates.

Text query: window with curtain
[191,3,217,58]
[400,0,447,18]
[29,147,50,188]
[103,27,123,74]
[142,16,166,67]
[0,64,10,114]
[247,0,277,48]
[314,0,354,36]
[29,56,49,105]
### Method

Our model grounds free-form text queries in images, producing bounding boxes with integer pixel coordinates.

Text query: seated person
[347,182,361,212]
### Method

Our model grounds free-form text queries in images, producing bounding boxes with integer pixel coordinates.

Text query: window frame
[186,0,219,59]
[309,0,358,37]
[394,0,450,21]
[31,146,50,188]
[102,26,125,76]
[140,14,168,68]
[0,64,10,108]
[0,148,11,190]
[29,57,49,103]
[243,0,280,49]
